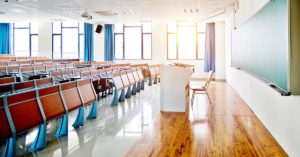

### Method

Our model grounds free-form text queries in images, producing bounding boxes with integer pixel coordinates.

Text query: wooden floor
[125,82,288,157]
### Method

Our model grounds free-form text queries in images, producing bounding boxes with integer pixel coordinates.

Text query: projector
[81,12,92,20]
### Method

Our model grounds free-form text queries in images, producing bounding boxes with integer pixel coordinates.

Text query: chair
[190,71,214,108]
[0,77,15,85]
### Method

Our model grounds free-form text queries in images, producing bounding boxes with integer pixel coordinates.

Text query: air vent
[95,11,119,16]
[0,11,6,15]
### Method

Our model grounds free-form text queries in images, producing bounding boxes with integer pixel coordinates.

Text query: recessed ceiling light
[95,11,119,16]
[183,8,199,13]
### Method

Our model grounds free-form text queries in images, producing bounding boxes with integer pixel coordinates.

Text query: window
[167,23,206,60]
[52,22,84,60]
[114,24,152,60]
[12,23,39,57]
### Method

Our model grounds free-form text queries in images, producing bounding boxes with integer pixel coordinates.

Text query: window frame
[52,22,84,60]
[167,24,205,60]
[12,23,38,57]
[114,24,152,60]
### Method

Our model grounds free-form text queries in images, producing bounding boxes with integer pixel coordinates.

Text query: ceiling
[0,0,235,23]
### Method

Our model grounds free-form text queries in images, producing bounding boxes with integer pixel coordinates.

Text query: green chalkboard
[232,0,289,92]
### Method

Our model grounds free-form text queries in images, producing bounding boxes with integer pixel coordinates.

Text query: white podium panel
[160,64,192,112]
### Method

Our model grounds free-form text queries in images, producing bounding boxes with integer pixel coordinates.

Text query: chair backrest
[62,70,74,79]
[46,65,56,72]
[56,64,65,70]
[105,68,113,77]
[112,72,123,90]
[35,77,54,88]
[73,69,82,76]
[90,70,100,79]
[20,66,34,73]
[0,77,15,85]
[154,65,160,75]
[61,81,83,112]
[65,63,74,69]
[77,79,97,105]
[5,91,44,135]
[81,71,91,79]
[7,61,19,66]
[14,81,35,93]
[38,85,66,120]
[137,68,145,80]
[126,70,136,84]
[112,66,120,72]
[34,66,46,73]
[120,71,130,87]
[0,66,8,76]
[131,68,140,82]
[0,97,11,138]
[148,66,156,76]
[204,71,214,89]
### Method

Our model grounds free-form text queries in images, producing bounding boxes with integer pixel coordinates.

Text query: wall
[38,22,52,58]
[235,0,270,27]
[226,0,300,156]
[93,23,105,61]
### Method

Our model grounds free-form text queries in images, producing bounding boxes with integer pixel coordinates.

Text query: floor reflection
[0,84,160,157]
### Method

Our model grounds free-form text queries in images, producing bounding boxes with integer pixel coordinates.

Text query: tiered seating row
[0,62,160,157]
[0,78,97,157]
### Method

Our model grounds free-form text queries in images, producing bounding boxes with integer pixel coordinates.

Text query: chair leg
[191,90,195,108]
[205,91,212,108]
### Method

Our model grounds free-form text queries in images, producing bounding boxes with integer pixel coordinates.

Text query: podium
[160,64,193,112]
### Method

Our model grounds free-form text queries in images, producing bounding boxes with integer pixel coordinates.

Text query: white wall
[94,24,105,61]
[38,22,52,58]
[215,22,226,80]
[235,0,270,27]
[226,1,300,156]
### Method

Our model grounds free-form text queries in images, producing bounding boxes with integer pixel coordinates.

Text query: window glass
[115,34,124,59]
[14,29,30,56]
[143,34,152,59]
[167,34,177,59]
[52,22,83,59]
[167,23,206,60]
[124,27,142,59]
[53,35,61,59]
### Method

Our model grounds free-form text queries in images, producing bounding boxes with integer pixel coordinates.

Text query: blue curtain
[84,23,94,61]
[0,23,11,54]
[204,23,216,72]
[104,24,115,61]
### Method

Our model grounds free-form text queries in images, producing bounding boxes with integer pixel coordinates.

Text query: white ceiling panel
[0,0,235,23]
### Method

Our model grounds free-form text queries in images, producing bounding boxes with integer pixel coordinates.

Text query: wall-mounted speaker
[95,25,103,33]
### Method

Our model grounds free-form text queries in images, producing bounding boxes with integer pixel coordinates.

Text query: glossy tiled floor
[1,81,287,157]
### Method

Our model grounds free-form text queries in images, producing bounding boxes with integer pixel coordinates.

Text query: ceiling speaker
[95,25,103,34]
